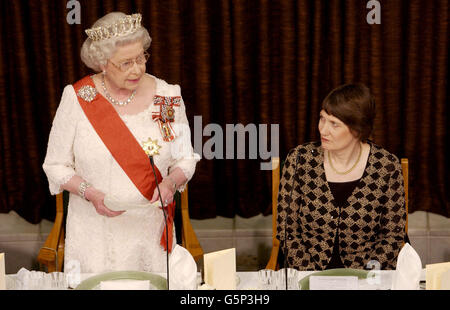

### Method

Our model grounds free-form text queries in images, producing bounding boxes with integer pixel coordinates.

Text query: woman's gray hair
[80,12,151,72]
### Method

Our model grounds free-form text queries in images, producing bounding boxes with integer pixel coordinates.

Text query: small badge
[141,137,161,157]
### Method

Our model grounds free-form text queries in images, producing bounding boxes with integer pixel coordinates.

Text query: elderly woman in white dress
[42,12,199,273]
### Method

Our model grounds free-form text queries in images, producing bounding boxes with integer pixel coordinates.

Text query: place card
[426,262,450,290]
[99,280,151,290]
[0,253,5,290]
[203,248,236,290]
[440,269,450,290]
[309,276,358,290]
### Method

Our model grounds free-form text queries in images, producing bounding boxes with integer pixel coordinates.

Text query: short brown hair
[322,83,376,141]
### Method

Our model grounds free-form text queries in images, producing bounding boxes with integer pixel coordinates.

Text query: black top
[326,179,360,269]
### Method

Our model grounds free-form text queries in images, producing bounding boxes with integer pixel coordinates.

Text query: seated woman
[276,83,406,270]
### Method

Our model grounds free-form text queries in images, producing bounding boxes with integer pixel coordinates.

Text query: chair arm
[265,238,280,270]
[37,194,64,271]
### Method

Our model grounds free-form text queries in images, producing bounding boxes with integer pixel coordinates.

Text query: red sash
[73,76,175,253]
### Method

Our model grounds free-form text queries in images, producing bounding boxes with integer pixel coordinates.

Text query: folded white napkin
[100,280,150,290]
[16,268,37,289]
[391,243,422,290]
[15,268,49,290]
[169,245,197,290]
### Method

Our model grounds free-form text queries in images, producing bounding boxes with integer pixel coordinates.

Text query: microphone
[148,155,170,290]
[283,150,301,290]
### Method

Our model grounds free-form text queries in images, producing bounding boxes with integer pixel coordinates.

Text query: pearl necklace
[328,142,363,175]
[102,74,136,106]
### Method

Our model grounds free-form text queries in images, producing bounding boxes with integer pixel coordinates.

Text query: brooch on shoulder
[77,85,98,102]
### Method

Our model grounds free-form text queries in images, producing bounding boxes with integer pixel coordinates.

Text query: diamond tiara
[85,13,142,42]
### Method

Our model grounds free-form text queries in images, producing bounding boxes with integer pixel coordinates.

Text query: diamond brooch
[77,85,98,102]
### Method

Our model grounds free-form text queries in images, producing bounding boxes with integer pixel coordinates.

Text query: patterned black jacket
[276,141,406,270]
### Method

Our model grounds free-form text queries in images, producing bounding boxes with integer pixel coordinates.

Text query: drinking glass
[50,272,68,290]
[275,268,301,290]
[258,269,275,289]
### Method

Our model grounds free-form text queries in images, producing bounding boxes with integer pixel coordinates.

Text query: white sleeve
[42,85,79,195]
[169,85,200,191]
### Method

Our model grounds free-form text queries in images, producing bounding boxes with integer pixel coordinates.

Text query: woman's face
[103,40,146,91]
[318,109,358,151]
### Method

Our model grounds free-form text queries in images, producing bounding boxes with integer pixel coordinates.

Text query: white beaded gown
[42,74,199,273]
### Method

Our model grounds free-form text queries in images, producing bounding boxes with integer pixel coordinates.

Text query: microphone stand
[284,215,288,290]
[284,151,301,290]
[148,156,170,290]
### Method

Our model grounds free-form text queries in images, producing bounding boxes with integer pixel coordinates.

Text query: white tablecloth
[236,270,425,290]
[5,269,426,290]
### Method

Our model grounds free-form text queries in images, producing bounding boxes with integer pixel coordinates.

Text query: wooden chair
[265,157,409,270]
[37,192,66,272]
[265,157,281,270]
[401,159,409,233]
[37,185,203,272]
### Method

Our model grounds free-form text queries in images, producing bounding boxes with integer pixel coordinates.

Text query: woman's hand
[149,179,175,206]
[85,187,125,217]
